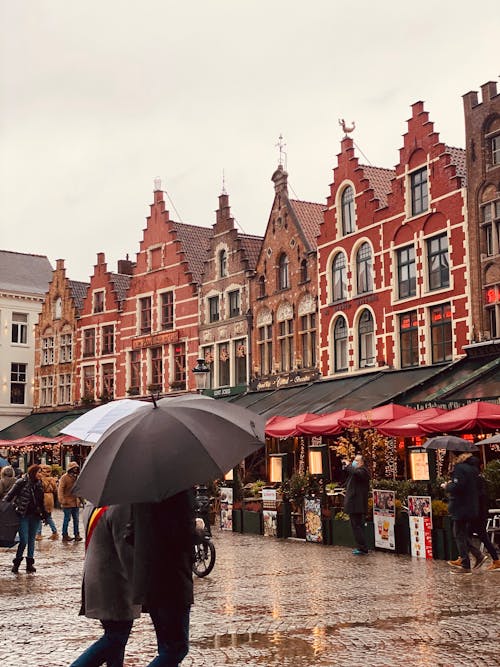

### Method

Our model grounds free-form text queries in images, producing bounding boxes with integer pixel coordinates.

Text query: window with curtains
[341,185,356,235]
[278,319,294,372]
[356,243,373,294]
[334,317,348,372]
[10,363,27,404]
[332,253,347,302]
[42,336,55,364]
[397,245,416,299]
[299,314,316,368]
[358,309,375,368]
[427,234,449,290]
[11,312,28,344]
[257,325,273,375]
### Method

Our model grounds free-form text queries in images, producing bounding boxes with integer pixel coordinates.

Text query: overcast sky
[1,1,498,282]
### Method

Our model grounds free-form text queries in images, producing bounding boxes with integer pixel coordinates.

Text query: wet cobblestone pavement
[1,511,499,667]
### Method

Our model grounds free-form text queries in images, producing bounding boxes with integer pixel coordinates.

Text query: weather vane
[275,134,287,168]
[338,119,356,137]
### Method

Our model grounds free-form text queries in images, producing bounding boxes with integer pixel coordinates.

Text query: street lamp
[192,358,210,393]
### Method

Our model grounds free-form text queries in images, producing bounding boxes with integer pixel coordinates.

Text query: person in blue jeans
[4,464,47,573]
[70,504,140,667]
[58,462,83,541]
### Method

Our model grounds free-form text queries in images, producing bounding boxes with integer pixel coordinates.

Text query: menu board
[220,486,233,531]
[262,488,278,537]
[373,489,395,550]
[408,495,433,559]
[305,496,323,543]
[409,450,430,481]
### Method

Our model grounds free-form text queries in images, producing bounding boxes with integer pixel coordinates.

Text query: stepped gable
[444,146,467,186]
[359,165,395,207]
[289,200,324,248]
[68,280,89,313]
[0,249,53,295]
[110,273,131,304]
[171,221,213,285]
[238,233,263,271]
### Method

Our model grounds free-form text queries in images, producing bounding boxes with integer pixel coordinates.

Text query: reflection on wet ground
[1,515,499,666]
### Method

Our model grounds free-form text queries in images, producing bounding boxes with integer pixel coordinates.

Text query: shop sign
[262,488,277,537]
[131,330,179,349]
[305,496,323,543]
[249,368,320,392]
[220,486,233,531]
[409,398,500,410]
[408,495,433,559]
[373,489,395,550]
[204,385,247,399]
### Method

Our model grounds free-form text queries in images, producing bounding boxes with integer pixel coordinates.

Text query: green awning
[0,410,87,440]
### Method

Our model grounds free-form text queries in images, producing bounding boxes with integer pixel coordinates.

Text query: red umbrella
[11,435,57,446]
[419,401,500,435]
[51,434,80,443]
[297,409,359,436]
[265,413,317,438]
[377,407,447,437]
[338,403,416,430]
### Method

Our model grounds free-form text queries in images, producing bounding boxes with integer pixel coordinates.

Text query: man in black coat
[343,454,371,555]
[132,490,196,666]
[443,452,479,575]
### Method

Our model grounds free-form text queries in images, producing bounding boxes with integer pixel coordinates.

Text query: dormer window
[219,249,228,277]
[410,167,428,216]
[341,186,355,235]
[278,253,289,290]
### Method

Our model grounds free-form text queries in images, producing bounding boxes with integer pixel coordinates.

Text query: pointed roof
[110,273,131,303]
[0,250,53,296]
[360,165,395,207]
[69,280,89,313]
[239,233,263,271]
[289,200,324,249]
[171,221,213,284]
[444,146,467,186]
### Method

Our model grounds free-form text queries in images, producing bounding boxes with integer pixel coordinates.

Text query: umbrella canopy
[377,407,447,437]
[476,433,500,446]
[298,409,360,436]
[11,435,57,445]
[73,395,266,505]
[422,435,478,452]
[61,399,150,443]
[265,413,317,438]
[338,403,416,430]
[419,401,500,435]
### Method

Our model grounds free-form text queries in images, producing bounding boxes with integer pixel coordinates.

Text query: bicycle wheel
[192,540,216,577]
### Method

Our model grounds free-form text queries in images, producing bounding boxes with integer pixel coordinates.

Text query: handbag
[0,500,20,548]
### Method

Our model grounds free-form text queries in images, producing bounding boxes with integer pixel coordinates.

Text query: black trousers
[469,517,499,561]
[453,519,471,568]
[349,513,368,552]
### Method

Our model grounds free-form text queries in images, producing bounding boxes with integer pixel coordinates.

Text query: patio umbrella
[419,401,500,435]
[422,435,478,452]
[338,403,416,430]
[377,407,447,437]
[476,433,500,446]
[265,413,317,438]
[298,409,359,436]
[73,395,266,505]
[61,398,150,443]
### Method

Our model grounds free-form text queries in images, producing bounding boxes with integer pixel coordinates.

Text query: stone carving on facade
[276,301,293,322]
[298,293,315,316]
[256,308,272,326]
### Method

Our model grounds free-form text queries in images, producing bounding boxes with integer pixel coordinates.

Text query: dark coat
[0,466,16,498]
[344,464,370,515]
[132,490,196,610]
[4,475,46,519]
[81,504,141,621]
[446,457,479,521]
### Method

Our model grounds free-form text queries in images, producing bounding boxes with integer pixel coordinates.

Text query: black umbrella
[422,435,479,452]
[73,395,265,505]
[0,500,20,548]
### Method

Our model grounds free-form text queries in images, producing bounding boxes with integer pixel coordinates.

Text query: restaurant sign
[131,330,179,349]
[249,368,320,391]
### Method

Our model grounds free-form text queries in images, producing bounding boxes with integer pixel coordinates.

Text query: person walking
[70,504,141,667]
[344,454,371,555]
[4,464,47,573]
[58,461,83,542]
[0,465,16,497]
[442,452,479,575]
[36,465,59,541]
[132,489,196,666]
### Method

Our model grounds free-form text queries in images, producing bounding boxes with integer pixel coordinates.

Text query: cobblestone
[1,511,499,666]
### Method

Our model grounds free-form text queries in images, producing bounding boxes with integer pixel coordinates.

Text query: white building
[0,250,53,430]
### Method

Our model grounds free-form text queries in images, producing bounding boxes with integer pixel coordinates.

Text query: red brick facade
[318,102,470,377]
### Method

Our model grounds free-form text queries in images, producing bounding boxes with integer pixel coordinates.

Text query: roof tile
[69,280,89,313]
[172,222,213,284]
[359,166,395,207]
[289,200,324,249]
[0,250,53,295]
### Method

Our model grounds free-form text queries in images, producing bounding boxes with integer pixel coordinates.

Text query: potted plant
[331,510,355,547]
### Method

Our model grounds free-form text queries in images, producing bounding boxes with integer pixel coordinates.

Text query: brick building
[34,259,88,411]
[249,165,323,390]
[463,80,500,341]
[318,102,470,378]
[198,192,262,395]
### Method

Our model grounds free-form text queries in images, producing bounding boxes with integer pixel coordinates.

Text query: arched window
[358,309,375,368]
[219,249,227,277]
[341,186,355,235]
[334,317,348,372]
[332,253,347,302]
[278,253,289,290]
[258,275,266,298]
[356,242,373,294]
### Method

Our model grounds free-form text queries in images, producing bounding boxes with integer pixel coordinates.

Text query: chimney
[56,259,65,271]
[117,255,134,275]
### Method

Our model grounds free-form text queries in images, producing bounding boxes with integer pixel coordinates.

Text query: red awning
[419,401,500,435]
[265,413,318,438]
[338,403,416,430]
[297,409,359,436]
[10,435,58,446]
[377,407,447,437]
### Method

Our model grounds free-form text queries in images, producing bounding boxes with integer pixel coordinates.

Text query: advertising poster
[220,486,233,531]
[372,489,395,550]
[408,495,433,559]
[262,488,278,537]
[305,496,323,543]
